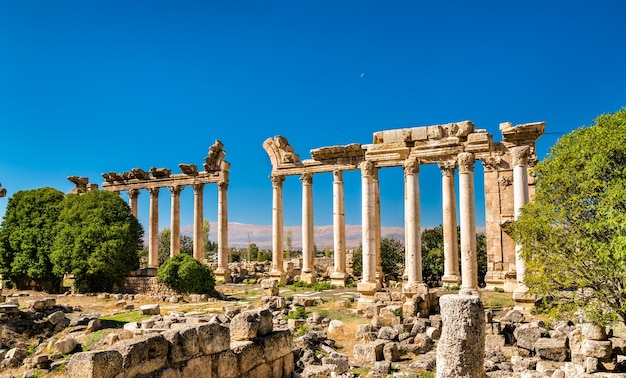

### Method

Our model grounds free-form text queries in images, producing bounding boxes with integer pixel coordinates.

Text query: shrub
[157,254,215,294]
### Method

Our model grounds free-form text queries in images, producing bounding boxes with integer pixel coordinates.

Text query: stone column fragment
[301,173,316,284]
[458,152,478,292]
[148,187,160,268]
[330,170,347,287]
[127,189,139,218]
[270,175,286,282]
[192,184,205,261]
[436,291,485,378]
[169,185,184,257]
[358,161,380,305]
[439,160,460,286]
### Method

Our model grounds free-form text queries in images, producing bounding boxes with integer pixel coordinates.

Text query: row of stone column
[269,149,530,294]
[125,183,230,281]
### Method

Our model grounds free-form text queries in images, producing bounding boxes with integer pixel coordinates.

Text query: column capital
[148,187,160,197]
[192,183,205,194]
[218,180,229,190]
[128,188,140,198]
[360,161,376,177]
[438,160,458,177]
[168,185,184,196]
[481,156,502,171]
[333,170,343,182]
[510,146,531,167]
[458,152,475,173]
[403,157,420,175]
[300,172,313,185]
[270,175,285,188]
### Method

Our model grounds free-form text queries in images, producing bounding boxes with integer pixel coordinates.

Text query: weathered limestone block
[301,364,331,378]
[54,338,77,354]
[5,348,28,363]
[48,310,66,325]
[321,352,349,374]
[412,333,434,354]
[248,362,272,377]
[581,339,612,358]
[230,308,272,341]
[378,326,399,341]
[383,342,400,362]
[292,296,321,307]
[196,323,230,355]
[180,355,212,378]
[140,304,161,315]
[534,338,567,362]
[581,323,607,341]
[327,319,344,339]
[0,303,19,314]
[232,340,264,373]
[426,326,441,340]
[353,341,384,364]
[513,323,546,351]
[67,350,123,378]
[163,326,200,364]
[216,350,240,378]
[259,329,292,362]
[113,334,169,377]
[436,293,485,378]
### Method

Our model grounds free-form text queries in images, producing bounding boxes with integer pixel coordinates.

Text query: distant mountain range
[176,222,484,250]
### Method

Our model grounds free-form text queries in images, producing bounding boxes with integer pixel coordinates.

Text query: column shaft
[331,170,347,286]
[359,162,378,287]
[271,176,285,280]
[128,189,139,218]
[169,186,183,257]
[404,158,422,286]
[439,161,460,285]
[458,153,478,292]
[374,172,382,281]
[215,180,231,283]
[193,184,205,261]
[301,173,315,283]
[512,146,530,284]
[148,187,160,268]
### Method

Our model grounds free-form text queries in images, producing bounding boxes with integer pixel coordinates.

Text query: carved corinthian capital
[148,187,160,197]
[127,188,140,199]
[168,185,183,196]
[438,160,457,177]
[403,157,419,175]
[481,156,502,171]
[218,180,229,190]
[360,161,376,176]
[511,146,531,167]
[300,172,313,185]
[458,152,475,173]
[271,175,285,189]
[192,183,205,194]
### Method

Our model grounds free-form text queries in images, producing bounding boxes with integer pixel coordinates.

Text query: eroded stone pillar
[215,179,231,283]
[330,170,347,287]
[301,173,316,284]
[270,175,286,282]
[374,170,382,283]
[169,185,184,258]
[128,189,139,218]
[439,160,460,286]
[458,152,478,293]
[192,184,205,261]
[358,161,380,306]
[403,157,422,287]
[436,290,485,378]
[148,187,160,268]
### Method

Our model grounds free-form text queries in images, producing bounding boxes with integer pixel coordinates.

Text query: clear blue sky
[1,1,625,233]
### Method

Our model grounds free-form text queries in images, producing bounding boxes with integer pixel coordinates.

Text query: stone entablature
[264,120,545,305]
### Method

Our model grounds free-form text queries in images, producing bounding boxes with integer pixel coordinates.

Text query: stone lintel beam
[101,171,223,192]
[310,143,364,161]
[373,121,475,144]
[500,121,546,146]
[268,161,363,177]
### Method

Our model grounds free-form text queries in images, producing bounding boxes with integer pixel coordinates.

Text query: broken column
[436,290,485,378]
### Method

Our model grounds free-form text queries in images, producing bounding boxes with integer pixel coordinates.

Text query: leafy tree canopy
[50,190,143,292]
[156,253,215,294]
[0,187,65,291]
[158,227,194,266]
[513,108,626,325]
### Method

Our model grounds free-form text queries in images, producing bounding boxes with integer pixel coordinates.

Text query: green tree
[285,229,293,258]
[158,227,194,266]
[156,253,215,294]
[50,190,143,293]
[380,236,404,278]
[0,188,65,291]
[512,108,626,325]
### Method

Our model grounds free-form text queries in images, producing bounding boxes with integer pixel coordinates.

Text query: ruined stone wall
[122,269,176,296]
[67,308,294,378]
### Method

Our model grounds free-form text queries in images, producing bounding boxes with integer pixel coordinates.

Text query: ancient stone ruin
[263,120,545,309]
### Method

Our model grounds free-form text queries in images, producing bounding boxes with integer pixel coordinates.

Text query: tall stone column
[148,187,160,268]
[270,175,286,282]
[330,170,347,287]
[358,161,380,306]
[192,184,205,261]
[168,185,184,258]
[301,173,316,284]
[128,189,139,218]
[403,157,422,287]
[439,160,461,286]
[511,146,535,304]
[458,152,478,293]
[374,169,382,283]
[215,179,231,283]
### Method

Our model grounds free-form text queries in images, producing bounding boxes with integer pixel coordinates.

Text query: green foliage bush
[157,253,215,294]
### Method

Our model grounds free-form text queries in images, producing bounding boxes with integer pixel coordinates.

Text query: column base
[441,274,461,287]
[402,282,429,318]
[357,281,380,296]
[300,271,317,284]
[503,271,518,293]
[513,284,538,310]
[269,269,286,284]
[330,272,348,287]
[214,267,231,284]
